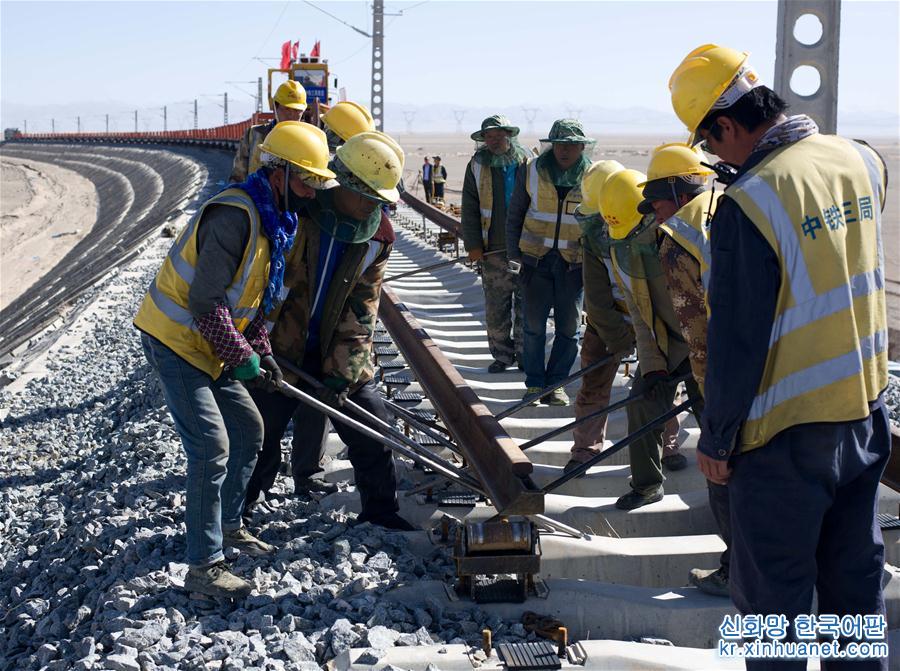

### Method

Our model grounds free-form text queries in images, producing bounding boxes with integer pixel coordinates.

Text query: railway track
[1,139,898,668]
[0,143,233,364]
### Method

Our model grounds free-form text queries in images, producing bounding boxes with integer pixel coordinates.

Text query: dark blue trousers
[728,399,890,670]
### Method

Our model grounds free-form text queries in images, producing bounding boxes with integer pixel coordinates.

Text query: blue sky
[1,0,898,135]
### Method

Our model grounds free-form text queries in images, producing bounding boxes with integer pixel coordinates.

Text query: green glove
[232,353,261,381]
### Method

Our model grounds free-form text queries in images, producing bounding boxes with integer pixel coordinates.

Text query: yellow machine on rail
[266,55,336,123]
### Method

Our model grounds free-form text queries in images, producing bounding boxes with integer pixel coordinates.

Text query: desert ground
[0,156,98,311]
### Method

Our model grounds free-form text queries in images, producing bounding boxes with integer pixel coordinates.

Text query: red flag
[310,40,320,58]
[280,40,291,69]
[292,41,299,61]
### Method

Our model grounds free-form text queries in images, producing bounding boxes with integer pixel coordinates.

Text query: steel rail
[378,282,543,515]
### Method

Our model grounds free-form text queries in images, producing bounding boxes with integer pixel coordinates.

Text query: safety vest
[519,159,583,264]
[609,237,670,357]
[600,255,632,318]
[470,161,494,246]
[133,188,271,379]
[726,134,888,451]
[659,189,719,293]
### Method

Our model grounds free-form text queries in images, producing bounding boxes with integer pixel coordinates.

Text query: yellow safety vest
[726,134,888,451]
[659,189,719,293]
[469,160,494,247]
[609,233,670,357]
[599,255,632,319]
[133,188,271,379]
[519,159,583,264]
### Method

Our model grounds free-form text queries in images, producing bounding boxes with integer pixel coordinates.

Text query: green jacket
[461,159,510,252]
[268,217,391,390]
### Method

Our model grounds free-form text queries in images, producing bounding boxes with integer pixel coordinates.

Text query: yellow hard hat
[335,130,405,203]
[274,80,308,112]
[578,160,625,216]
[637,143,714,187]
[600,169,647,240]
[322,101,376,142]
[258,121,336,182]
[669,44,760,143]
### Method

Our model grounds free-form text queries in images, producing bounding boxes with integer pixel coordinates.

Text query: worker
[564,160,635,470]
[421,156,434,203]
[671,44,889,663]
[284,99,378,499]
[432,157,447,203]
[507,119,592,406]
[229,80,308,182]
[134,121,336,598]
[244,130,416,532]
[599,169,699,510]
[321,100,375,151]
[635,143,731,597]
[461,115,532,373]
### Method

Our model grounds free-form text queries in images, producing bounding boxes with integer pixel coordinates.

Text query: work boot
[523,387,543,405]
[359,512,417,531]
[294,476,339,497]
[662,453,688,471]
[563,458,590,475]
[183,562,253,599]
[488,360,509,374]
[689,567,730,597]
[615,487,664,510]
[543,388,569,406]
[222,527,276,557]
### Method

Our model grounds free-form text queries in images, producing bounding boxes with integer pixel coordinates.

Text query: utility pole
[77,116,81,133]
[402,110,416,134]
[370,0,384,130]
[257,77,264,113]
[134,110,138,132]
[194,99,199,130]
[453,110,466,135]
[51,119,55,133]
[105,114,109,133]
[522,107,538,135]
[224,92,229,125]
[23,120,27,134]
[162,105,167,132]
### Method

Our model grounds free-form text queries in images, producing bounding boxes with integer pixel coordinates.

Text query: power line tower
[453,109,466,135]
[162,106,167,132]
[402,110,416,134]
[370,0,385,130]
[522,107,538,135]
[257,77,264,113]
[134,110,138,133]
[105,114,109,133]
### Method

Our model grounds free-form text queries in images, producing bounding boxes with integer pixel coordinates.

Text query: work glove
[259,354,284,393]
[315,385,348,409]
[642,370,669,402]
[468,248,484,262]
[231,353,261,381]
[609,343,635,363]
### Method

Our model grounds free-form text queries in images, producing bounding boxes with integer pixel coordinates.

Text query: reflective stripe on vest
[470,161,493,245]
[659,190,718,292]
[519,158,583,263]
[133,188,270,379]
[610,249,668,356]
[601,255,632,321]
[726,134,888,450]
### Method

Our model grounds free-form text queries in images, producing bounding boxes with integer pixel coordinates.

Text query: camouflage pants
[570,326,682,462]
[481,251,523,366]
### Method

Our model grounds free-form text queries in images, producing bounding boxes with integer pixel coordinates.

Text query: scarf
[309,188,382,244]
[752,114,819,154]
[536,150,591,188]
[228,169,298,314]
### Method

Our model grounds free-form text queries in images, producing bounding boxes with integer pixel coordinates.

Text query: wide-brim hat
[540,118,594,144]
[471,114,520,142]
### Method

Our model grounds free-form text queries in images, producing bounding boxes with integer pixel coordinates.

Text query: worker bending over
[135,122,336,598]
[245,131,415,532]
